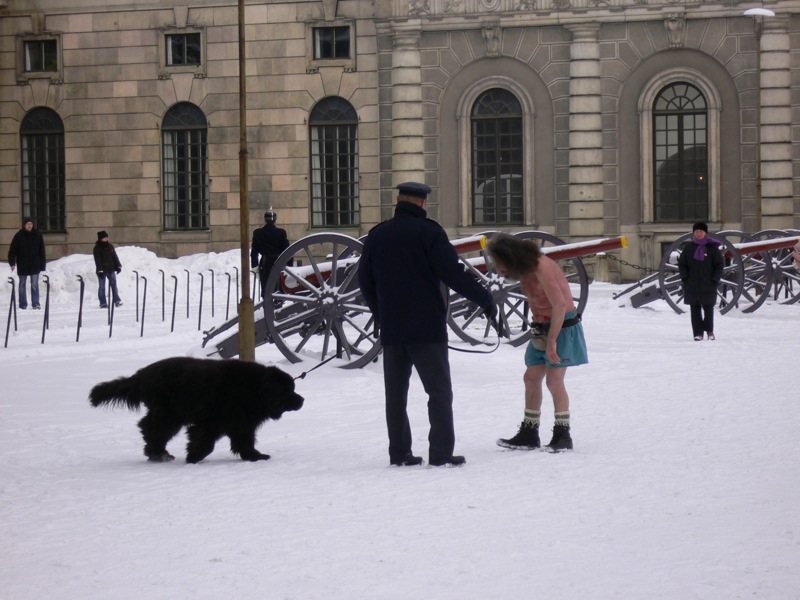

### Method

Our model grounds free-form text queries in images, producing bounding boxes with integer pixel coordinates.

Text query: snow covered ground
[2,247,798,599]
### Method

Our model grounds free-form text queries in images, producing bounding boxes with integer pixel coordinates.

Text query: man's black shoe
[390,453,423,467]
[99,304,108,309]
[429,455,466,467]
[497,421,540,450]
[545,425,573,453]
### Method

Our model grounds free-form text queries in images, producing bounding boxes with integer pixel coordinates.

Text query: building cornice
[378,0,797,28]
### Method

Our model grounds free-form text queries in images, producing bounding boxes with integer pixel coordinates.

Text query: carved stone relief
[483,26,502,57]
[664,14,685,48]
[409,0,431,16]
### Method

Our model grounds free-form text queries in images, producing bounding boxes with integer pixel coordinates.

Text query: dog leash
[296,314,504,375]
[294,353,340,380]
[448,314,505,355]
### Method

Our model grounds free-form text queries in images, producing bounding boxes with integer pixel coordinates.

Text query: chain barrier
[579,252,657,275]
[605,253,657,274]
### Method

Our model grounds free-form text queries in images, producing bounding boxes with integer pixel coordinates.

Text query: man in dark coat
[251,209,290,301]
[358,182,494,467]
[677,222,723,340]
[8,216,46,309]
[93,231,123,308]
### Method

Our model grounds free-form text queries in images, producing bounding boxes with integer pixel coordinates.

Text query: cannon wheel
[658,232,744,315]
[263,233,381,369]
[446,230,589,348]
[715,230,773,313]
[753,229,800,305]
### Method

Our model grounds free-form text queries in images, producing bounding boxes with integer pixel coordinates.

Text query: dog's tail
[89,376,142,411]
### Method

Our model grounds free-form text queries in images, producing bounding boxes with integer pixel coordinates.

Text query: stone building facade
[1,0,798,281]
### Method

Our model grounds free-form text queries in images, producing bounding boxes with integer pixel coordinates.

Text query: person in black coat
[93,231,123,308]
[250,209,290,301]
[677,222,723,341]
[8,216,46,309]
[358,182,494,467]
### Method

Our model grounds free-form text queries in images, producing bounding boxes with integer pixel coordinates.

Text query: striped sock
[554,411,570,428]
[524,409,540,428]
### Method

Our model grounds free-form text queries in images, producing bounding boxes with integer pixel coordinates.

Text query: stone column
[565,24,603,239]
[758,16,792,230]
[390,29,425,185]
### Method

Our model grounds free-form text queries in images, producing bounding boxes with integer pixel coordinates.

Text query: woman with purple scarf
[677,222,724,341]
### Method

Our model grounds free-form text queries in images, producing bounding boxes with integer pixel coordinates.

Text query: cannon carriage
[200,230,626,367]
[617,229,800,312]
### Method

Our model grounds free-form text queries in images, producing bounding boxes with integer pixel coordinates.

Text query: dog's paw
[147,452,175,462]
[240,451,271,462]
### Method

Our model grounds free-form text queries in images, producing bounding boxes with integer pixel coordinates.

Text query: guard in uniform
[358,182,494,467]
[251,209,290,301]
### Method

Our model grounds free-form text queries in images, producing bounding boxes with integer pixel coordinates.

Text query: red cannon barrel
[477,234,628,260]
[281,234,628,294]
[732,236,799,256]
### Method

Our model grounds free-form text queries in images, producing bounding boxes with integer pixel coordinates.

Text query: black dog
[89,357,304,463]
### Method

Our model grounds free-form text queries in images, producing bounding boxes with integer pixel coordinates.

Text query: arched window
[653,82,708,222]
[162,102,208,230]
[309,97,359,227]
[20,107,65,232]
[471,88,523,225]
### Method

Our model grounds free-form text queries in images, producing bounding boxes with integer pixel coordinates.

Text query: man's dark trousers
[382,343,454,462]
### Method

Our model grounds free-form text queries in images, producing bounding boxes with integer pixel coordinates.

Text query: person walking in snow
[8,216,46,310]
[93,230,123,309]
[358,182,494,468]
[677,222,723,341]
[485,233,588,453]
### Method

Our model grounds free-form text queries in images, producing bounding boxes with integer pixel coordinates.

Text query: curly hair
[485,233,541,280]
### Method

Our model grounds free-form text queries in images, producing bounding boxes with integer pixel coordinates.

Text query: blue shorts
[524,309,589,368]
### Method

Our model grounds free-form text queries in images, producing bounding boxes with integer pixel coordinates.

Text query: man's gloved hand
[484,301,503,337]
[116,268,121,274]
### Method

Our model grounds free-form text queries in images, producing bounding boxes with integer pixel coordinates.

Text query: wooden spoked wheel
[263,233,381,369]
[753,229,800,305]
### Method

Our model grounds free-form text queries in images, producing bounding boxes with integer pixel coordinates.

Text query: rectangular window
[313,27,350,60]
[163,129,209,230]
[653,113,708,222]
[472,118,524,225]
[310,124,359,227]
[21,133,66,232]
[166,33,201,66]
[24,40,58,72]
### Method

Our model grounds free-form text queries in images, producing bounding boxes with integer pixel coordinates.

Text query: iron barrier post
[225,272,232,321]
[76,275,85,342]
[184,269,190,319]
[140,276,147,337]
[197,272,204,331]
[158,269,165,322]
[170,274,178,333]
[41,274,50,344]
[133,269,140,322]
[208,269,215,317]
[5,277,16,348]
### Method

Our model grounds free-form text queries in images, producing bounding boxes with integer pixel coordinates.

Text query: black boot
[545,425,573,452]
[497,421,540,450]
[429,455,466,467]
[390,453,423,467]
